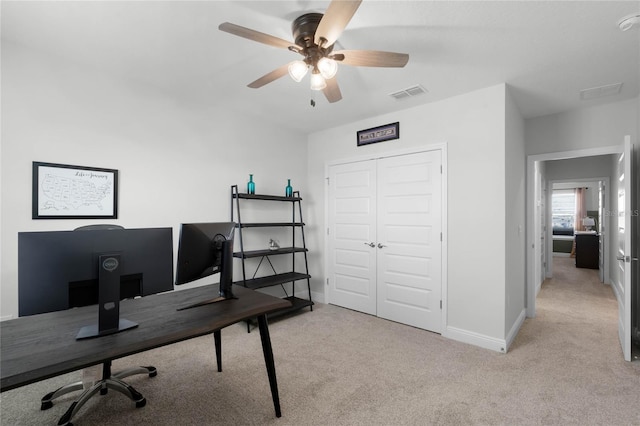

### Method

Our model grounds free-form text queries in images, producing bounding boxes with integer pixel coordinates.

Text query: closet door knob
[364,242,375,247]
[377,243,387,249]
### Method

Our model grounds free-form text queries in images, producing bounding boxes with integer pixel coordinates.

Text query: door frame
[324,143,448,331]
[526,144,628,315]
[545,176,610,282]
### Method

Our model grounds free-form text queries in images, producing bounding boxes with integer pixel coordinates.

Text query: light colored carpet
[2,256,640,425]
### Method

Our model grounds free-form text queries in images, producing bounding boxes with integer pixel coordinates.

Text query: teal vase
[285,179,293,197]
[247,174,255,194]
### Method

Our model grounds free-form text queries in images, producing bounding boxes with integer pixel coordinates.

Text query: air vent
[580,83,623,100]
[389,85,427,100]
[390,91,411,100]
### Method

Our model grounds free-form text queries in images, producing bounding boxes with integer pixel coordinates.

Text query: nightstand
[575,233,599,269]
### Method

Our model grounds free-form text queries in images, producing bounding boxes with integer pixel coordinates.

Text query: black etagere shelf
[234,247,308,259]
[231,185,313,330]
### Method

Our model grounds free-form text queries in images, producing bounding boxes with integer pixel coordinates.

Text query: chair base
[41,364,156,425]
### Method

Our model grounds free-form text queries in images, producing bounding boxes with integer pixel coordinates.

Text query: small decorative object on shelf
[269,239,280,251]
[285,179,293,197]
[247,174,255,194]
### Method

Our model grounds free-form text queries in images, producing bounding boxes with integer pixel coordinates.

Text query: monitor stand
[176,296,236,311]
[76,254,138,340]
[177,240,237,311]
[76,319,138,340]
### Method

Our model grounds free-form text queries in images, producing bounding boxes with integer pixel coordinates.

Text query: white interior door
[616,137,633,361]
[598,181,605,282]
[328,160,377,315]
[376,152,442,332]
[539,172,546,284]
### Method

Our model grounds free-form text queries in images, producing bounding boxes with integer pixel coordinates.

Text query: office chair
[40,225,156,425]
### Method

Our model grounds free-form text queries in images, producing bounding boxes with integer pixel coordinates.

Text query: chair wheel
[41,401,53,410]
[144,366,157,377]
[136,398,146,408]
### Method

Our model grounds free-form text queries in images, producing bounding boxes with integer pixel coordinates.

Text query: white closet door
[376,151,442,332]
[328,160,377,315]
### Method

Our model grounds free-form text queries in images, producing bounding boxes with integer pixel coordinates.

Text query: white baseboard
[443,326,507,353]
[506,309,526,352]
[1,314,14,322]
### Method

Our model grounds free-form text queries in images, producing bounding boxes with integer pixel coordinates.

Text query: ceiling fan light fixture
[317,57,338,79]
[310,71,327,91]
[219,1,408,102]
[288,60,309,82]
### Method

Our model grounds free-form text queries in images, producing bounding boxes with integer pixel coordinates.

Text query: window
[552,189,575,230]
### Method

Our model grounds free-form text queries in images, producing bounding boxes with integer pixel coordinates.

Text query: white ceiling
[2,1,639,134]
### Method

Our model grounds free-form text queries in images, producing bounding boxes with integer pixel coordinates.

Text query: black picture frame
[32,162,118,219]
[357,122,400,146]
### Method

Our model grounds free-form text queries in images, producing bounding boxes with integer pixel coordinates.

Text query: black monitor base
[76,318,138,340]
[177,295,237,311]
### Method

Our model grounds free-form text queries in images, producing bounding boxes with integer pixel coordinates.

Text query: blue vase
[247,174,255,194]
[285,179,293,197]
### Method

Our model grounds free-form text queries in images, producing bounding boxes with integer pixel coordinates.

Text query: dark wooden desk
[1,284,290,419]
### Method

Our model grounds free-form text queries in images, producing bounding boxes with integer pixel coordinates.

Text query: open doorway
[526,142,636,361]
[547,178,610,281]
[527,148,620,317]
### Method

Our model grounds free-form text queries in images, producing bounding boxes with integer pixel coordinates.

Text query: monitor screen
[18,227,174,317]
[175,222,235,286]
[175,222,236,309]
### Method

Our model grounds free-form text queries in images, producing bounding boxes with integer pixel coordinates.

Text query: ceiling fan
[218,0,409,103]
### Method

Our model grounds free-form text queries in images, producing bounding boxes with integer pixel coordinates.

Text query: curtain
[575,187,586,231]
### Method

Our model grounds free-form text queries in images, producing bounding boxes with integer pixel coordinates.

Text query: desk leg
[214,330,222,372]
[257,314,281,418]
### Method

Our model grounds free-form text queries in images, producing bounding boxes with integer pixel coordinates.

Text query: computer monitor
[175,222,236,310]
[18,227,174,339]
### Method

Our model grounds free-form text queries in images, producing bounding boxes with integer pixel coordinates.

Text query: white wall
[525,98,638,156]
[504,87,526,343]
[308,84,509,350]
[0,41,308,319]
[546,157,614,182]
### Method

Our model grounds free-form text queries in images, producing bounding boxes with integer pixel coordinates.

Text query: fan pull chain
[310,89,316,107]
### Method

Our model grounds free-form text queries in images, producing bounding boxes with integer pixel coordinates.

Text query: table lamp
[582,217,595,231]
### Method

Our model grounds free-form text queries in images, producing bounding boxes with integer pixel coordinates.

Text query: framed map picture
[32,162,118,219]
